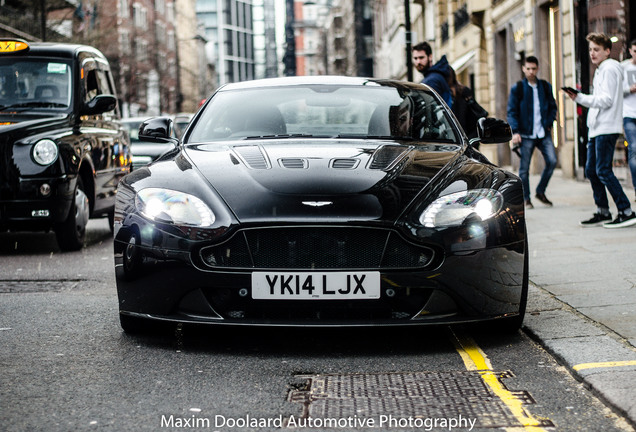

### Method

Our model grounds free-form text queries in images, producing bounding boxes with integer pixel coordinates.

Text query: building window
[155,0,165,15]
[118,0,129,18]
[120,30,131,55]
[441,21,449,43]
[168,31,175,51]
[133,3,148,30]
[454,4,469,33]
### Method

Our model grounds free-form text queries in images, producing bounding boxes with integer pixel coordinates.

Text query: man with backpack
[507,56,558,209]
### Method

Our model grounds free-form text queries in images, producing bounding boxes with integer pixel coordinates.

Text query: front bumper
[0,176,74,231]
[114,234,525,327]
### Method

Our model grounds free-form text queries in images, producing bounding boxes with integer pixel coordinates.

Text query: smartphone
[561,86,579,94]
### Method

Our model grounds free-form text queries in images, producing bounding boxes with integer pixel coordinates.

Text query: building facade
[253,0,279,79]
[197,0,255,86]
[285,0,373,77]
[175,0,213,111]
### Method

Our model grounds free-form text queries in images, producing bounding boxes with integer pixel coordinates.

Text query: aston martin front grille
[199,227,435,270]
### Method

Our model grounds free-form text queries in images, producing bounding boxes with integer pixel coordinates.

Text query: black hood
[0,114,70,141]
[183,139,462,223]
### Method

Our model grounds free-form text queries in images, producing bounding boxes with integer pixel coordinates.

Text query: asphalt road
[0,219,633,432]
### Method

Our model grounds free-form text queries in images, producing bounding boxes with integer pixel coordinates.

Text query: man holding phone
[623,39,636,200]
[565,33,636,228]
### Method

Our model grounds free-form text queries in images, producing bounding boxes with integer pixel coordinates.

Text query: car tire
[107,210,115,234]
[497,237,529,334]
[120,314,173,335]
[120,314,147,334]
[55,177,90,251]
[123,231,143,279]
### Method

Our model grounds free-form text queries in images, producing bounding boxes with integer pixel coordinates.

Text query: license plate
[252,271,380,300]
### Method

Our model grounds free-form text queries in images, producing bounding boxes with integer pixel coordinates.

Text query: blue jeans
[585,134,631,212]
[624,117,636,189]
[518,136,557,201]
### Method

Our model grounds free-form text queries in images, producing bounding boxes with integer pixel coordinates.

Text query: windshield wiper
[336,134,416,141]
[243,133,320,140]
[0,101,68,111]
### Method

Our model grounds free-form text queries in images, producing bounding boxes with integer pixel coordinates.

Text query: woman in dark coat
[448,67,487,143]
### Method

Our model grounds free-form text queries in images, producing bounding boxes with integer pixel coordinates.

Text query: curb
[523,283,636,428]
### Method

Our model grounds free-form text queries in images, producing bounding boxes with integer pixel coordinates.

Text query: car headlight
[135,188,215,227]
[32,139,58,165]
[419,189,504,228]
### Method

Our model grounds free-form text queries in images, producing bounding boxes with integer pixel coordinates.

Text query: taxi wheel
[55,177,90,251]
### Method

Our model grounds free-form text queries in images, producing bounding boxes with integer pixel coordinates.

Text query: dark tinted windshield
[0,58,72,110]
[187,85,459,143]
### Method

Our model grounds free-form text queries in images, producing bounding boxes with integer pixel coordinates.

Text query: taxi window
[0,58,72,108]
[85,69,99,101]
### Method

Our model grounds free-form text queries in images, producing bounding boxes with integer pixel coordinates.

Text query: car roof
[218,76,428,92]
[3,42,107,60]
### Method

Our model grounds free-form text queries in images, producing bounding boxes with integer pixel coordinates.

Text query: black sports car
[113,76,527,334]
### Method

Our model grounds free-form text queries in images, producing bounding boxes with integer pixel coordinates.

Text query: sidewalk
[519,169,636,426]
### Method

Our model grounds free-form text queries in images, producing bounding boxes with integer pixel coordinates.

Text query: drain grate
[289,371,552,429]
[0,280,80,293]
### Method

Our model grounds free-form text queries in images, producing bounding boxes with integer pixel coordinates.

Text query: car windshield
[187,85,459,143]
[0,58,72,110]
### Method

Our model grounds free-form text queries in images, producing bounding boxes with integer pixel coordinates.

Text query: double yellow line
[451,329,549,432]
[573,360,636,371]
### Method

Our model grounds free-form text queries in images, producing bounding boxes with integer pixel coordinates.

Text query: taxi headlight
[32,139,58,166]
[419,189,503,228]
[135,188,215,227]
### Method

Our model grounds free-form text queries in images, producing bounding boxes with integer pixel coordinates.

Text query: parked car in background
[0,38,130,251]
[113,76,526,334]
[172,112,193,139]
[122,113,192,170]
[121,117,175,170]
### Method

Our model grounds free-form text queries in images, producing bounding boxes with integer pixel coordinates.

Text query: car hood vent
[331,158,359,169]
[279,158,307,169]
[369,145,411,170]
[232,145,270,169]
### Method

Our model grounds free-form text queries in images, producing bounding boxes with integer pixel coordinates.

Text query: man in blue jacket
[412,42,453,107]
[507,56,558,208]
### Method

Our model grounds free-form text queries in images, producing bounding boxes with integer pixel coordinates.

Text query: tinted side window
[97,69,113,96]
[84,65,99,101]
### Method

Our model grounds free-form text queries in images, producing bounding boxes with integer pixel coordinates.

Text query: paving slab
[519,170,636,427]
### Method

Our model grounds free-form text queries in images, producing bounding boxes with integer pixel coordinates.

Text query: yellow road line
[573,360,636,371]
[451,329,548,432]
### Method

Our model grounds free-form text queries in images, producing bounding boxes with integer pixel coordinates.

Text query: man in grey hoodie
[565,32,636,228]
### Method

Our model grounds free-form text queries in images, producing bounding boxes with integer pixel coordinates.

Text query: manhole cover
[289,371,552,429]
[0,280,80,293]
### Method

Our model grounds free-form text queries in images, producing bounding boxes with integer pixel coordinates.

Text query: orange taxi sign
[0,39,30,54]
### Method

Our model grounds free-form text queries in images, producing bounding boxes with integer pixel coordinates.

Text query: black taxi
[0,39,130,251]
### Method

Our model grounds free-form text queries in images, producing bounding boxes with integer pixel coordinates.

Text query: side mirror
[139,116,178,144]
[476,117,513,144]
[81,94,117,116]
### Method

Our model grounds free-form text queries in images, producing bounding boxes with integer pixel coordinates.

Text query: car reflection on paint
[113,76,527,335]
